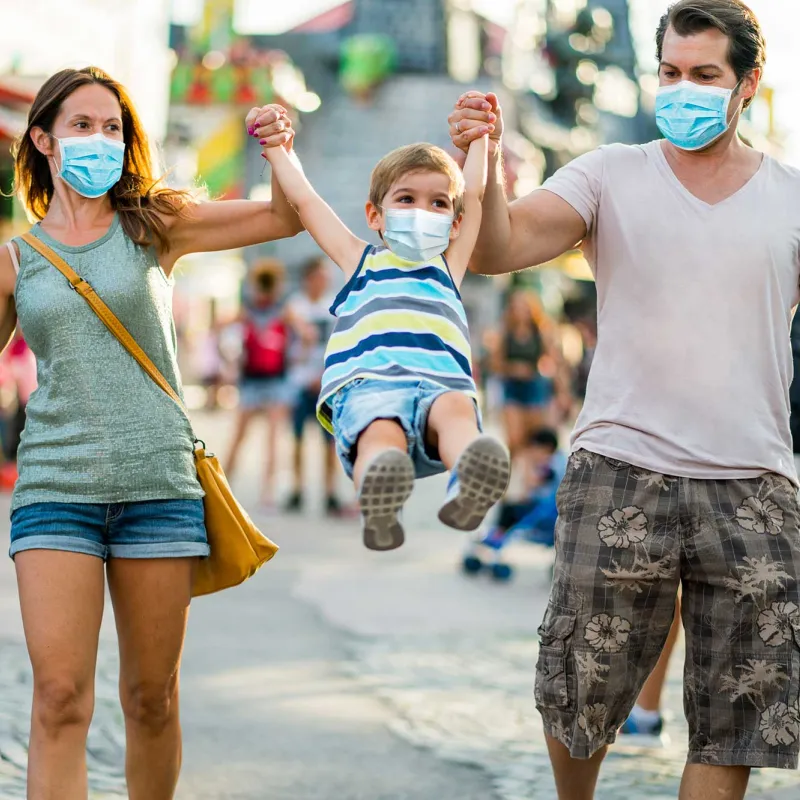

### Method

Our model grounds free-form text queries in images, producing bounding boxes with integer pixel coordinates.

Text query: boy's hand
[246,104,294,156]
[448,91,503,156]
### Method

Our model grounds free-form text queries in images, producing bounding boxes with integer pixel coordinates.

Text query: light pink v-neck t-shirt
[542,140,800,483]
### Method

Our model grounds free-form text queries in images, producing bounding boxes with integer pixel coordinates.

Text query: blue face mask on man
[382,208,454,263]
[655,80,742,152]
[55,132,125,198]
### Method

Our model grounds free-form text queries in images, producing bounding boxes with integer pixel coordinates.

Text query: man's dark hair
[656,0,766,108]
[528,428,559,453]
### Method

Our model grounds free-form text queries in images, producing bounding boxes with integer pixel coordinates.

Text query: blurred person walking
[450,2,800,798]
[0,67,302,800]
[284,256,344,516]
[225,259,302,511]
[494,290,557,457]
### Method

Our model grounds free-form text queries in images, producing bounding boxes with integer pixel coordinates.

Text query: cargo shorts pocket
[535,602,577,710]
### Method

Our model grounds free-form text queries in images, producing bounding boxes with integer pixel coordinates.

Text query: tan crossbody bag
[21,233,279,597]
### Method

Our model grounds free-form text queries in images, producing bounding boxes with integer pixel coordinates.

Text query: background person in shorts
[284,255,344,516]
[495,290,555,457]
[225,258,309,510]
[449,1,800,798]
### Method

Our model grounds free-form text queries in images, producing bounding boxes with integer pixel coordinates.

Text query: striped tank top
[317,245,477,432]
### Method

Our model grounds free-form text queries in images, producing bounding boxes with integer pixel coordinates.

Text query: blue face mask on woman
[655,80,741,151]
[382,208,454,263]
[55,132,125,198]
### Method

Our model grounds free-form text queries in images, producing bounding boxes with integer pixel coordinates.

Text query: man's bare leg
[546,735,606,800]
[679,764,749,800]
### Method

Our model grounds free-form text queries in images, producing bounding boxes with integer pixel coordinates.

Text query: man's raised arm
[449,92,589,276]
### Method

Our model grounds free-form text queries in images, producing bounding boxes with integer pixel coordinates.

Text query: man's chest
[596,176,800,302]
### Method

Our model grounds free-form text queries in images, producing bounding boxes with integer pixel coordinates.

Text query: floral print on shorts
[535,450,800,769]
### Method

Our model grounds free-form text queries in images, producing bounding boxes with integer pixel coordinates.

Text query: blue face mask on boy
[655,80,741,151]
[382,208,454,263]
[55,133,125,198]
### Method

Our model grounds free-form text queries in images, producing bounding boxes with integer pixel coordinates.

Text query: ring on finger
[455,121,462,133]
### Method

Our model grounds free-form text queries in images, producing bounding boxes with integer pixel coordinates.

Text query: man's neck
[662,131,755,173]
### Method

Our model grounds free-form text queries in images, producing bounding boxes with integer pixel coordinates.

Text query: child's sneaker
[438,436,510,531]
[358,448,415,551]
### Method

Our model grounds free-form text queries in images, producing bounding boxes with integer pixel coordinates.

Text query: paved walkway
[0,410,798,798]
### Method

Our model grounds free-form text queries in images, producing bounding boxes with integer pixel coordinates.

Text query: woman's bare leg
[107,557,194,800]
[16,550,105,800]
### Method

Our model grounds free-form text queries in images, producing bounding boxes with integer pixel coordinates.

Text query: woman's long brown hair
[12,66,193,251]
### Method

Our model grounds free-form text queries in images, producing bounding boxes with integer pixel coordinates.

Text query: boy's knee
[356,418,407,451]
[431,391,475,419]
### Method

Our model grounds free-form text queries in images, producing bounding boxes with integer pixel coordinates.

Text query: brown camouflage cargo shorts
[534,450,800,768]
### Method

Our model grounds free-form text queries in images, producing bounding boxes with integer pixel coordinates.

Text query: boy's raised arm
[263,145,367,276]
[445,134,489,284]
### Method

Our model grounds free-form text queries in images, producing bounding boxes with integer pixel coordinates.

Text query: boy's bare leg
[352,419,414,551]
[547,735,606,800]
[425,391,481,469]
[427,392,510,531]
[352,419,407,488]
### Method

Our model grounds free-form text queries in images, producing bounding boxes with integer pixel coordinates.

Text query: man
[284,256,344,515]
[449,2,800,799]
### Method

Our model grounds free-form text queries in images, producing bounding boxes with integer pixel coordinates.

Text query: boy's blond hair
[369,143,466,218]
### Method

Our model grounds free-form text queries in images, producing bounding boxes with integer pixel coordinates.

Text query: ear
[738,68,761,106]
[30,126,55,158]
[365,200,383,233]
[449,212,463,241]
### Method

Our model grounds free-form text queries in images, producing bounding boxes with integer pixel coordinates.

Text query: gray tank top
[11,215,203,511]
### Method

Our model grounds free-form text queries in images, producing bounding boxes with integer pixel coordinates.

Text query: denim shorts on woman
[9,500,210,560]
[330,378,482,480]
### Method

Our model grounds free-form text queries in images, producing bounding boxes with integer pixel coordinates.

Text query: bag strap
[21,233,192,422]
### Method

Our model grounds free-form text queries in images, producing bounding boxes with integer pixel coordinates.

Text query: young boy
[257,122,509,551]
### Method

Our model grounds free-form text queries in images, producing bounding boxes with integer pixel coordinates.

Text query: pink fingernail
[248,127,254,136]
[260,153,266,159]
[259,139,267,145]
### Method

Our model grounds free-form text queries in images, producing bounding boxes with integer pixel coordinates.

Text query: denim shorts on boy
[330,378,482,480]
[9,499,209,560]
[536,450,800,768]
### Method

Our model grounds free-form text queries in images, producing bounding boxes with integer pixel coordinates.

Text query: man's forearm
[468,145,512,275]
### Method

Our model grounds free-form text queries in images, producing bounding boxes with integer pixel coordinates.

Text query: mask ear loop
[47,132,65,180]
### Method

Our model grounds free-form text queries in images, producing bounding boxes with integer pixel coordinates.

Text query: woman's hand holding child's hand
[245,105,294,159]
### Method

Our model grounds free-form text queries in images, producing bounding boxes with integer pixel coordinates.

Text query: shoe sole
[359,449,415,551]
[438,436,510,531]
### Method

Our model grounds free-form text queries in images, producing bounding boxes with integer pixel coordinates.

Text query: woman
[0,67,301,800]
[494,290,559,457]
[225,258,305,510]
